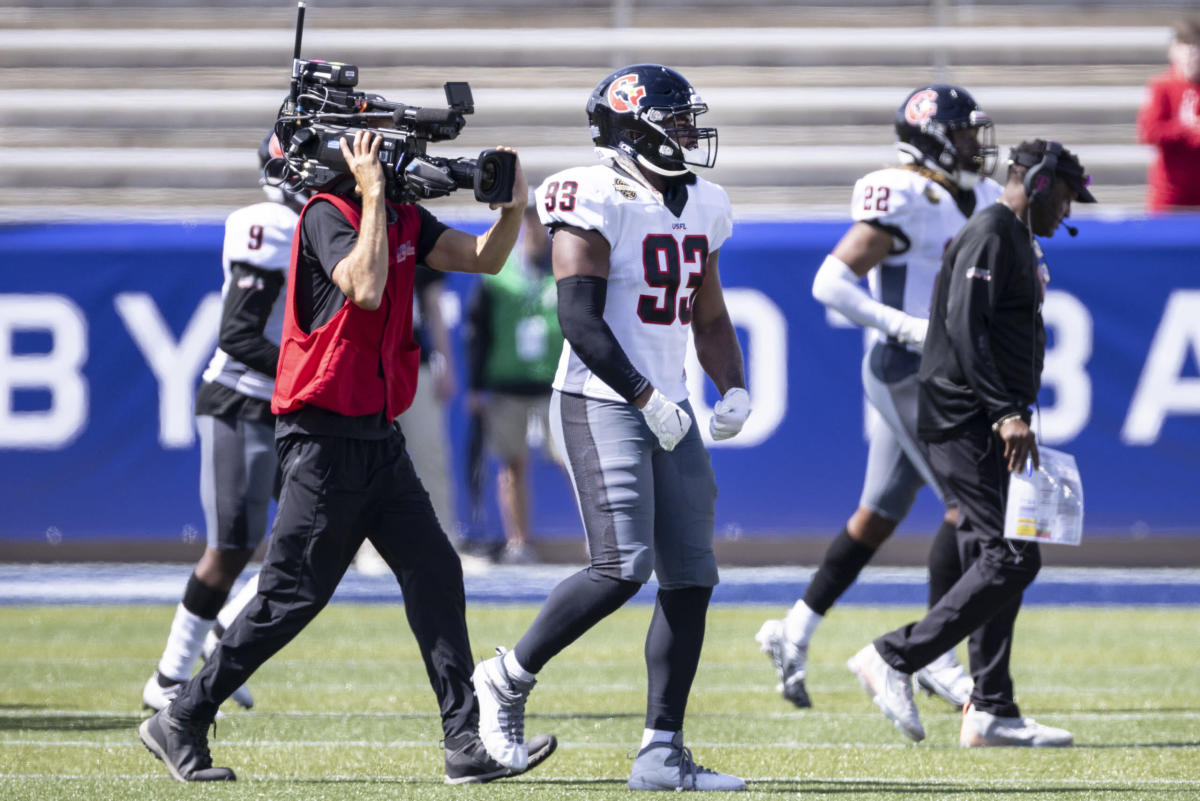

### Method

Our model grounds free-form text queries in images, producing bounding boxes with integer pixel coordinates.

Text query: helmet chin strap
[635,153,690,177]
[896,142,977,190]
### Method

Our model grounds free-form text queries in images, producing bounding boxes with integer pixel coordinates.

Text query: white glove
[709,387,751,441]
[640,389,692,452]
[894,314,929,351]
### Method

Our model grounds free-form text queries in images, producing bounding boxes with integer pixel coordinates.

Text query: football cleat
[472,648,535,771]
[201,629,254,709]
[915,650,973,710]
[960,703,1073,747]
[847,643,924,742]
[444,731,557,784]
[138,707,235,782]
[628,731,746,792]
[754,619,811,708]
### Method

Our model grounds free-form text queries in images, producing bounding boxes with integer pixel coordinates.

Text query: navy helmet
[894,84,997,189]
[587,64,717,177]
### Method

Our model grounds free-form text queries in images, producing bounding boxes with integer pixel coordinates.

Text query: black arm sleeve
[556,275,651,404]
[464,281,492,391]
[218,262,285,376]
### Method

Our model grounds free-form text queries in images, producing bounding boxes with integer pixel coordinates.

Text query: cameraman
[849,139,1094,748]
[139,129,556,784]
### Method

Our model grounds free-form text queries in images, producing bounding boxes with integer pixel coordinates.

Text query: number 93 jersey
[537,162,733,404]
[850,167,1002,332]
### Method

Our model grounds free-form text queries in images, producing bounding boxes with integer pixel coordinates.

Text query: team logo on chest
[613,177,639,200]
[395,242,414,262]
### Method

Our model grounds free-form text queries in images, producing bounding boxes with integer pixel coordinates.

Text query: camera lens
[478,158,497,194]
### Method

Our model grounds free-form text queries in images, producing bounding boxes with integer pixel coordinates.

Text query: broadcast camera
[268,3,516,205]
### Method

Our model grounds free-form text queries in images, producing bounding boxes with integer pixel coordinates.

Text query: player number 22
[863,185,890,212]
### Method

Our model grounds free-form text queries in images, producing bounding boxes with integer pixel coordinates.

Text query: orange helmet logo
[904,89,939,125]
[607,74,647,114]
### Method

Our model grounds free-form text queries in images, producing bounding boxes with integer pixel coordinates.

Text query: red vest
[271,193,421,420]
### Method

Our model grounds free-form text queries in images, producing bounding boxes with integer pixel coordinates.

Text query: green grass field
[1,603,1197,800]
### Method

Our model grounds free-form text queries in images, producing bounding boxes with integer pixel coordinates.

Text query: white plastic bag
[1003,446,1084,546]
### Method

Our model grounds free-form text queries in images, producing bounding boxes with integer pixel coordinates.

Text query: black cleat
[138,707,236,782]
[444,731,557,785]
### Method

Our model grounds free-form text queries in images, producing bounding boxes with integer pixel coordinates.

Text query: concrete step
[0,26,1171,69]
[0,143,1153,190]
[0,85,1151,128]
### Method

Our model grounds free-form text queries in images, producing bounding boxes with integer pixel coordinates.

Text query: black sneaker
[138,707,236,782]
[444,731,557,785]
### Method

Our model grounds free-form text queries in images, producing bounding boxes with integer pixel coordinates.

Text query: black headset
[1022,141,1063,202]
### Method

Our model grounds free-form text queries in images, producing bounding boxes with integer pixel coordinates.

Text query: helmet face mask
[588,64,718,177]
[895,84,997,190]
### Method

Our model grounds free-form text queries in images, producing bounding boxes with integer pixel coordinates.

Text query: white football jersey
[201,201,298,401]
[850,166,1002,348]
[538,160,733,404]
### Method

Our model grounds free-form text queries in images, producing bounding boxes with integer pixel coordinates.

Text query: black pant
[174,427,478,739]
[874,416,1040,718]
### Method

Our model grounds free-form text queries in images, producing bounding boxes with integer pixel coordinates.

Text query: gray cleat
[628,731,746,792]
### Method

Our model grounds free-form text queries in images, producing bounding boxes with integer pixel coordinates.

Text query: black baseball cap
[1009,139,1097,203]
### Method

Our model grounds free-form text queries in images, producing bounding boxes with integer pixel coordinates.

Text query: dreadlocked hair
[897,162,961,195]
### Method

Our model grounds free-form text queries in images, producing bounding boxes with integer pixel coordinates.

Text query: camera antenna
[288,2,307,106]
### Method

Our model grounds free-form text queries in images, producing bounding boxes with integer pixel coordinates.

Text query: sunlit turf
[1,603,1197,800]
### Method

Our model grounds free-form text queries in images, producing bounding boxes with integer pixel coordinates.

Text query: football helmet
[894,84,997,189]
[258,131,308,204]
[587,64,717,177]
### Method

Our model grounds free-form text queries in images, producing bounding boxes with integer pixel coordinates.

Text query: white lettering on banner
[686,288,787,448]
[0,294,88,448]
[1037,290,1093,444]
[1122,290,1200,445]
[115,292,221,449]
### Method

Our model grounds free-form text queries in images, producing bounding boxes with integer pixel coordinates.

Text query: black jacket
[918,202,1045,441]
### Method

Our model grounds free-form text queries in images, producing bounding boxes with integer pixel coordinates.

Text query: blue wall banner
[1,217,1197,543]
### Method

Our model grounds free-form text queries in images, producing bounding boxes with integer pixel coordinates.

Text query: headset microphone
[1060,220,1078,237]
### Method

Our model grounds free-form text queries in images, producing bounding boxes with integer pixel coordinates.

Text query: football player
[756,85,1001,710]
[142,133,301,713]
[471,64,749,792]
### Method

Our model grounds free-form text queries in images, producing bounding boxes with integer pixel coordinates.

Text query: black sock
[802,528,877,616]
[928,517,962,608]
[513,568,641,673]
[645,586,712,731]
[181,573,229,620]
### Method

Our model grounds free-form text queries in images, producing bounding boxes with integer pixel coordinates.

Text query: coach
[850,139,1094,748]
[139,129,555,783]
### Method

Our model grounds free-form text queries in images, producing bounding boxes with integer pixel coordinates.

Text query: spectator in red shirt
[1138,18,1200,212]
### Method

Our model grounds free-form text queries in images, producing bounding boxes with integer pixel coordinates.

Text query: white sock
[217,573,260,630]
[157,603,215,682]
[640,728,677,749]
[784,600,822,646]
[502,649,535,683]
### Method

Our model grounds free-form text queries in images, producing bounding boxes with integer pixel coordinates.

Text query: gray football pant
[197,413,278,551]
[550,391,719,589]
[859,342,953,521]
